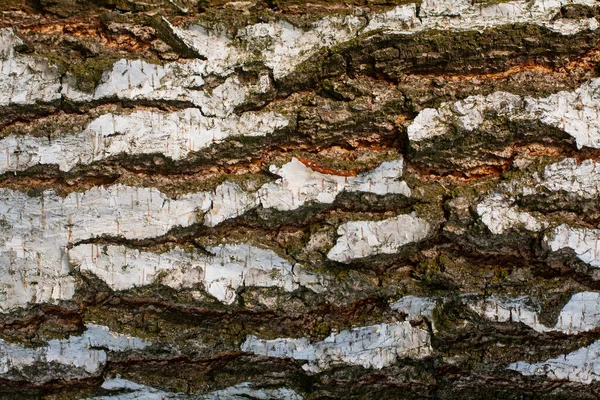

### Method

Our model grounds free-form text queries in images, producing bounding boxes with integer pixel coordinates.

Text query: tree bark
[1,0,600,398]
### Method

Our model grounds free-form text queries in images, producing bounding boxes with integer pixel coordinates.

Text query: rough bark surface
[1,0,600,398]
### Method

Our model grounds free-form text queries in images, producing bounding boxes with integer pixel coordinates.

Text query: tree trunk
[1,0,600,398]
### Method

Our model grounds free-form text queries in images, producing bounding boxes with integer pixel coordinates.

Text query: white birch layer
[471,291,600,334]
[68,243,324,305]
[0,324,149,382]
[0,110,289,174]
[477,158,600,235]
[258,157,410,212]
[327,213,431,263]
[87,379,303,400]
[408,79,600,150]
[509,340,600,384]
[241,321,431,372]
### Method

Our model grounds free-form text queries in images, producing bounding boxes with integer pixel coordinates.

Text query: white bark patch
[364,4,422,33]
[63,60,273,119]
[391,295,439,331]
[555,292,600,334]
[408,92,523,142]
[476,157,600,235]
[408,79,600,149]
[0,109,288,174]
[241,322,431,372]
[526,79,600,149]
[0,29,62,106]
[545,225,600,268]
[89,379,177,400]
[161,20,237,76]
[508,340,600,384]
[0,324,149,382]
[470,296,551,333]
[245,157,343,211]
[200,382,303,400]
[88,379,304,400]
[174,14,367,80]
[476,193,545,235]
[204,182,259,227]
[419,0,472,17]
[345,159,412,196]
[0,183,260,311]
[327,213,431,263]
[534,158,600,198]
[68,243,324,305]
[471,291,600,334]
[258,158,410,212]
[419,0,599,34]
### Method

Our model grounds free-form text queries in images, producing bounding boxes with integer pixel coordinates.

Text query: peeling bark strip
[0,109,289,173]
[69,243,324,304]
[2,0,600,397]
[408,79,600,148]
[241,321,432,372]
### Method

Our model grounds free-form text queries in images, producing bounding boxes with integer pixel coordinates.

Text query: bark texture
[1,0,600,398]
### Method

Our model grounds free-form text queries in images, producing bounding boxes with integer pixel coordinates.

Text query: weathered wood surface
[1,0,600,398]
